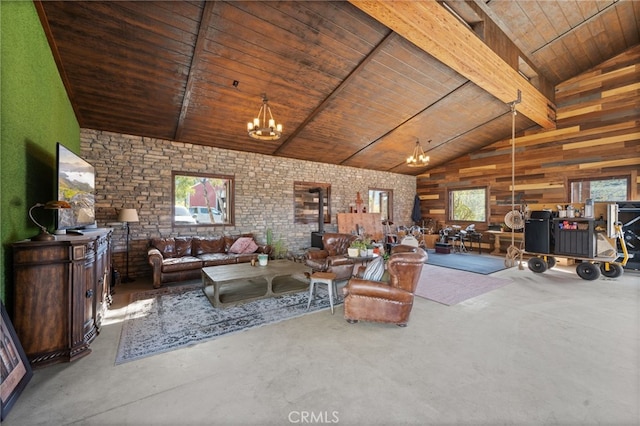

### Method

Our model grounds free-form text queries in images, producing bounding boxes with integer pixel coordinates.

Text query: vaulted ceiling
[36,0,639,175]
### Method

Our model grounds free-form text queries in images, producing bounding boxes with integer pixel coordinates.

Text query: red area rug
[415,264,512,306]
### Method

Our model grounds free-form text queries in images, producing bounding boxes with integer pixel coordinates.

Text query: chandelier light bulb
[406,139,430,168]
[248,94,282,141]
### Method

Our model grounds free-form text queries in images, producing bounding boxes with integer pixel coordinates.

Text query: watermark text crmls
[288,410,339,424]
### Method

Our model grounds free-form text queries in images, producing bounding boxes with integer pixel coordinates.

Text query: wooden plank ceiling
[36,0,639,175]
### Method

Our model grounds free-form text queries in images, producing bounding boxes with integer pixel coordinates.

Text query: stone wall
[81,129,416,279]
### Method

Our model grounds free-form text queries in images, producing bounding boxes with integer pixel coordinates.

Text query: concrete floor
[4,259,639,425]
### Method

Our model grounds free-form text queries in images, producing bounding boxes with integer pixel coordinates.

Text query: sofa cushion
[362,256,385,281]
[161,256,202,272]
[229,236,259,254]
[224,234,254,252]
[199,253,238,267]
[192,236,225,255]
[151,237,192,259]
[174,237,193,257]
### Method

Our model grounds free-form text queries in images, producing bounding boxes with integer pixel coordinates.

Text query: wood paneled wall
[417,45,639,231]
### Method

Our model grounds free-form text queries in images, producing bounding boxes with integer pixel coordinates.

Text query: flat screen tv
[56,143,96,231]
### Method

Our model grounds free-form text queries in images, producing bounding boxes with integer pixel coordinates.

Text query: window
[570,177,629,203]
[368,188,393,222]
[172,172,234,226]
[449,187,486,222]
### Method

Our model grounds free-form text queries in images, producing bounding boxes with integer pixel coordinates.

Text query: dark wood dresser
[12,229,113,368]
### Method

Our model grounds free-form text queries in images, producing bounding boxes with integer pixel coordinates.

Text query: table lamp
[29,200,71,241]
[118,208,139,282]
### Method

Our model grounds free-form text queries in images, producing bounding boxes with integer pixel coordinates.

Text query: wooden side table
[486,231,524,254]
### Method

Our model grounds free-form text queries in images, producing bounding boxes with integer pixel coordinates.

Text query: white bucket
[558,210,567,218]
[258,254,269,266]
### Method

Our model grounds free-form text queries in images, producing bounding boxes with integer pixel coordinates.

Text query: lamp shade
[44,200,72,209]
[118,208,139,223]
[29,200,72,241]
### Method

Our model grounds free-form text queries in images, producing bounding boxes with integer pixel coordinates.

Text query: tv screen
[56,143,96,230]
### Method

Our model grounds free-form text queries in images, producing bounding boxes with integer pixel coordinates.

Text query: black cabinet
[553,218,595,258]
[525,211,553,254]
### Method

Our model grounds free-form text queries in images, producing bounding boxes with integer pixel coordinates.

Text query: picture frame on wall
[1,300,33,421]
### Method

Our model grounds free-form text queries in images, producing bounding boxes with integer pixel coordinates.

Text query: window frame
[448,186,488,223]
[368,188,393,222]
[172,171,235,227]
[569,175,630,203]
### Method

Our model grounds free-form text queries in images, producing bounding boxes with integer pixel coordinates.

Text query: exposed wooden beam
[174,1,215,141]
[349,1,556,129]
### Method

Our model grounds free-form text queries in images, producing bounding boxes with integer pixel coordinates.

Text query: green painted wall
[1,2,79,305]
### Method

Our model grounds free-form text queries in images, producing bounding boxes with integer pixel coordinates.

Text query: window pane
[450,188,486,222]
[368,189,392,221]
[173,172,234,226]
[570,177,628,202]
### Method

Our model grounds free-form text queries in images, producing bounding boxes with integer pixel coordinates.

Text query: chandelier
[247,94,282,141]
[406,139,430,167]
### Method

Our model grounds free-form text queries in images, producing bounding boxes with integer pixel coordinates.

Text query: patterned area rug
[115,282,339,364]
[415,264,512,306]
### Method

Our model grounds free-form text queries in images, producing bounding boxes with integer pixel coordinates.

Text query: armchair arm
[148,248,164,264]
[305,249,329,260]
[344,278,413,303]
[147,248,164,288]
[326,255,354,267]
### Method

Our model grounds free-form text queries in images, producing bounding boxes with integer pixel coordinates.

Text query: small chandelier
[247,94,282,141]
[406,139,430,167]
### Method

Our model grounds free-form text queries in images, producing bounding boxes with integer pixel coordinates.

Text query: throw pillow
[229,236,259,254]
[362,256,385,281]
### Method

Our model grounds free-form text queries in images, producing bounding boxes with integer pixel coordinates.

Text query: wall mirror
[368,188,393,222]
[172,171,234,226]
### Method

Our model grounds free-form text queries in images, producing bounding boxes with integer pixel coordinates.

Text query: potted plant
[273,237,287,259]
[362,237,375,257]
[266,229,287,259]
[348,240,363,257]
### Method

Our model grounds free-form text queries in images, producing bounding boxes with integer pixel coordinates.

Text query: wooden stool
[307,272,338,314]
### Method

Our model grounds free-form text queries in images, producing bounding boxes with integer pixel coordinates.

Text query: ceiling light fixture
[247,94,282,141]
[406,139,430,167]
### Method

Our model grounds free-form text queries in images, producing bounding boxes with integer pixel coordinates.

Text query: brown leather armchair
[343,245,428,327]
[304,233,359,281]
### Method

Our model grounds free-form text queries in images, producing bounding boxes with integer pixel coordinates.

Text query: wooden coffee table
[202,260,311,308]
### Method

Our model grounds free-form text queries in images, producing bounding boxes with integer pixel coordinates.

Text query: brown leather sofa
[147,235,271,288]
[304,233,359,281]
[343,245,428,327]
